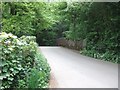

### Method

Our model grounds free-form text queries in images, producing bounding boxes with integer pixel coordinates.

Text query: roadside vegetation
[0,32,50,89]
[2,2,119,63]
[0,2,119,89]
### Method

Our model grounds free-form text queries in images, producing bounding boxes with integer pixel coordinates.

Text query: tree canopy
[2,2,120,63]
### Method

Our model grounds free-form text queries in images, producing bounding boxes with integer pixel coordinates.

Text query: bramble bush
[0,32,50,89]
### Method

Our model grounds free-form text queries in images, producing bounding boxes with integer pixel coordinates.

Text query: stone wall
[56,38,86,50]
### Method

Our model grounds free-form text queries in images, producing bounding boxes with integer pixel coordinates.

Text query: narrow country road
[39,46,118,88]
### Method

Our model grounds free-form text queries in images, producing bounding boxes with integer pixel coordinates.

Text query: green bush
[0,32,50,89]
[81,48,119,63]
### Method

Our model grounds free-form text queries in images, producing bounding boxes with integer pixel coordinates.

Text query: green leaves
[2,2,69,46]
[0,32,50,89]
[62,2,120,63]
[2,2,58,37]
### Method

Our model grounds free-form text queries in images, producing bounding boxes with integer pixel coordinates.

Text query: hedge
[0,32,50,89]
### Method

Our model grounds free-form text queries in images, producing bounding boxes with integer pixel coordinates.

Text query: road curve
[39,46,118,88]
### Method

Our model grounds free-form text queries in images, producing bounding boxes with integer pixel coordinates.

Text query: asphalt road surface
[39,46,118,88]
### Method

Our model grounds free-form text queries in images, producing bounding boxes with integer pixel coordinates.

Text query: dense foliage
[0,32,50,89]
[2,2,59,45]
[81,3,120,63]
[2,2,119,63]
[63,2,120,63]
